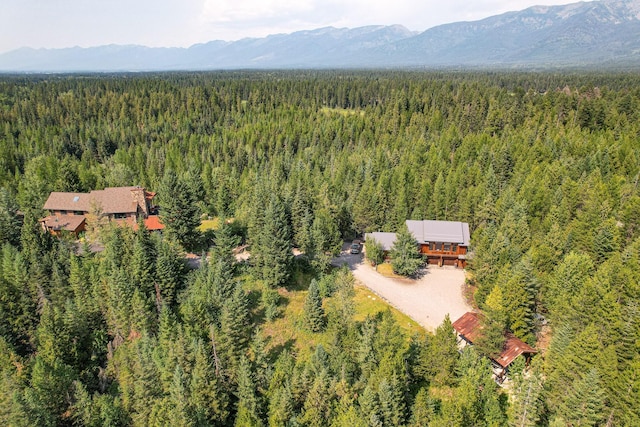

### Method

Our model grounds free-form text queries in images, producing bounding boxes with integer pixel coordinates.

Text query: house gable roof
[40,214,86,233]
[406,220,470,246]
[89,187,142,214]
[43,192,92,212]
[43,186,150,215]
[452,311,537,368]
[364,232,397,251]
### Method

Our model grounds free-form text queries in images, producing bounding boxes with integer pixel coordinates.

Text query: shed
[452,312,537,369]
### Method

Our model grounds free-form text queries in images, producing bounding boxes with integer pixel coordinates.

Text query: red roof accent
[143,215,164,231]
[452,312,537,368]
[452,311,482,342]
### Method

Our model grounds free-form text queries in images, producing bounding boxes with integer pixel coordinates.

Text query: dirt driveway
[333,245,472,332]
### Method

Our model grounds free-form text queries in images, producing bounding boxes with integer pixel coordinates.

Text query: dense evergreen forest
[0,70,639,426]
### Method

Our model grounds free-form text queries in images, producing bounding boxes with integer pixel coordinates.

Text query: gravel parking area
[333,245,472,332]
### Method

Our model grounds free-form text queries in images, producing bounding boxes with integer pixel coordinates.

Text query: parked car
[350,240,362,254]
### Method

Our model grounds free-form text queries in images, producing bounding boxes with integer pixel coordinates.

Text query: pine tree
[390,227,423,277]
[476,286,507,359]
[234,356,264,427]
[508,358,543,427]
[0,188,20,247]
[189,339,229,425]
[155,239,186,309]
[258,195,292,288]
[300,370,335,427]
[304,279,325,332]
[556,368,605,427]
[158,170,201,252]
[267,382,294,427]
[427,314,459,386]
[130,221,156,298]
[218,284,251,378]
[409,387,435,427]
[377,375,406,427]
[364,236,385,266]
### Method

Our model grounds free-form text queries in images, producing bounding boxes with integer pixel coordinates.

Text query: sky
[1,0,577,54]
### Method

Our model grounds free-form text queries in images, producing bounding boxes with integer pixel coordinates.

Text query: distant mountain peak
[1,1,638,71]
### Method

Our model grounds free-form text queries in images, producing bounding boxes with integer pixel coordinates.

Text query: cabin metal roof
[452,311,537,368]
[406,220,470,246]
[364,232,397,251]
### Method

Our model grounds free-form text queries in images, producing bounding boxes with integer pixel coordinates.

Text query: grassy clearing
[375,262,405,279]
[198,218,220,231]
[258,276,425,358]
[320,107,365,117]
[353,285,424,336]
[261,285,332,356]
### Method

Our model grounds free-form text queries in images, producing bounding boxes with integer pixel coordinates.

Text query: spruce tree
[155,239,186,309]
[258,195,292,288]
[0,188,20,247]
[428,314,459,386]
[158,170,201,252]
[218,285,251,378]
[189,339,229,425]
[475,286,507,359]
[234,356,264,427]
[409,387,435,427]
[267,382,294,427]
[508,358,543,427]
[130,221,156,297]
[390,227,423,277]
[364,236,385,266]
[304,279,325,332]
[556,368,605,427]
[377,375,406,427]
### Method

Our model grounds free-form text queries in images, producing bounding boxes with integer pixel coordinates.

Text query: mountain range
[1,0,640,72]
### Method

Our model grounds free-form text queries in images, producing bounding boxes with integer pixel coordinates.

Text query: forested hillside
[0,71,639,426]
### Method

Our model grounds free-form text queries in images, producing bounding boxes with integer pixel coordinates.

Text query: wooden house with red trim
[40,186,164,236]
[366,219,470,268]
[452,312,537,382]
[406,220,470,268]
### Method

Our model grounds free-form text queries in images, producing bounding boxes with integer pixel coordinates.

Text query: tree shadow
[268,338,296,361]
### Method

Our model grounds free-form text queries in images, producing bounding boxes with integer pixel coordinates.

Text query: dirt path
[333,246,472,332]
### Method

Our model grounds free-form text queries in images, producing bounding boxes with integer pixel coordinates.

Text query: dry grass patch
[375,262,404,279]
[198,217,220,231]
[353,285,424,336]
[260,280,425,357]
[320,107,365,117]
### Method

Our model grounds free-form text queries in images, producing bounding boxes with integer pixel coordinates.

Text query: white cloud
[202,0,315,23]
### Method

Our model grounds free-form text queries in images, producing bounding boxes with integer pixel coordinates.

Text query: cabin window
[113,213,128,220]
[430,242,436,251]
[444,243,451,252]
[74,211,83,215]
[435,242,442,251]
[452,243,458,252]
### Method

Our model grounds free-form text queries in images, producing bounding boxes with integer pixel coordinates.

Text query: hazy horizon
[1,0,576,54]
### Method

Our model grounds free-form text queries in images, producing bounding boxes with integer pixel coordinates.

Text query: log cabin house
[452,312,537,383]
[366,219,470,268]
[40,186,164,237]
